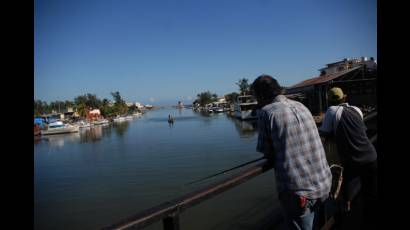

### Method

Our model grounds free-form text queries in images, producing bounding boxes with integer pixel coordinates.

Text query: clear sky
[34,0,376,106]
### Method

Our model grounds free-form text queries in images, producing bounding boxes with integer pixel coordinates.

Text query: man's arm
[319,107,337,145]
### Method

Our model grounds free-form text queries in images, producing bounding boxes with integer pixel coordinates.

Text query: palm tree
[236,78,250,95]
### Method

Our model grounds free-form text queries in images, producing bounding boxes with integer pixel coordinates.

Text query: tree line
[34,91,139,118]
[193,78,251,106]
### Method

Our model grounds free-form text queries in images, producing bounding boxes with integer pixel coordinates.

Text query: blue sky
[34,0,376,106]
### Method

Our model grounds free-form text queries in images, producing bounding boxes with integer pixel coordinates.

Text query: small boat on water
[41,121,79,135]
[168,114,174,124]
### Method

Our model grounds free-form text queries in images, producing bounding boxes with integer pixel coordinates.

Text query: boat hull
[41,126,79,135]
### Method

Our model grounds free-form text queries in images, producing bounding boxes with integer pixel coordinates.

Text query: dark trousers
[341,160,377,228]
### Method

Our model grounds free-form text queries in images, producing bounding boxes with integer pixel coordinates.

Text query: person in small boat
[168,114,174,124]
[252,75,332,230]
[319,87,377,228]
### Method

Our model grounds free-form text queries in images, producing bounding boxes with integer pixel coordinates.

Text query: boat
[233,95,258,120]
[212,106,224,113]
[211,102,229,113]
[124,115,134,120]
[92,119,110,125]
[75,120,92,128]
[41,121,79,135]
[113,116,127,122]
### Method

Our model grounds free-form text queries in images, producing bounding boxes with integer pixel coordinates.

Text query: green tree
[74,94,101,109]
[85,93,102,108]
[128,104,138,113]
[76,104,87,118]
[236,78,250,95]
[111,91,125,104]
[224,92,239,103]
[99,98,113,118]
[34,100,44,116]
[65,100,74,110]
[196,91,217,106]
[111,91,128,115]
[49,101,65,113]
[74,95,87,106]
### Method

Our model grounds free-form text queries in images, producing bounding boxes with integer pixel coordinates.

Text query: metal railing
[102,161,274,230]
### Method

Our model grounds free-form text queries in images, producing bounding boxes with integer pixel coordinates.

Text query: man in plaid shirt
[252,75,332,230]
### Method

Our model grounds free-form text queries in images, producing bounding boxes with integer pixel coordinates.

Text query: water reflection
[113,121,130,137]
[34,108,267,230]
[149,116,197,123]
[195,110,211,117]
[80,125,106,143]
[226,115,258,138]
[41,132,81,148]
[34,135,41,145]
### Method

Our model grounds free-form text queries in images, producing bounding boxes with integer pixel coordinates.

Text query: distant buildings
[216,97,226,103]
[87,109,102,120]
[319,57,377,76]
[135,102,144,110]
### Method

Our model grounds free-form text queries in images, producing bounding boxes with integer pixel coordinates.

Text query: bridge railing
[102,111,377,230]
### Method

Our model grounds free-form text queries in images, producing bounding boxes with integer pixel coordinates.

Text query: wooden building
[285,62,377,116]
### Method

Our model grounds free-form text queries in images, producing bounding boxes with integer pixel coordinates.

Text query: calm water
[34,108,284,230]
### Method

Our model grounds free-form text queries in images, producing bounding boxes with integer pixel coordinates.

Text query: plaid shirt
[257,95,332,199]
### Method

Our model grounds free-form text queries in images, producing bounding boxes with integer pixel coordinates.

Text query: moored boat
[233,95,258,120]
[41,121,79,135]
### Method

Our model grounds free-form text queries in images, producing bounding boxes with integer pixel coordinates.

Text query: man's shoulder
[347,104,362,112]
[325,106,341,115]
[346,105,363,118]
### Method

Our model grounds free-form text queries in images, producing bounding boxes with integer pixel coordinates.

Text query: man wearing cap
[319,87,377,227]
[252,75,332,230]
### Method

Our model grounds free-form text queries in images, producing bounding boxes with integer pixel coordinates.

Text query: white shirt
[319,103,363,134]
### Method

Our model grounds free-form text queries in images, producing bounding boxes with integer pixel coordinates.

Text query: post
[318,86,323,114]
[163,213,180,230]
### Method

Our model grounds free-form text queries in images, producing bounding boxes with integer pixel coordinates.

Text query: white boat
[132,112,142,117]
[93,119,110,125]
[234,95,258,120]
[75,120,92,128]
[213,107,224,113]
[124,115,133,120]
[113,116,127,122]
[41,121,79,135]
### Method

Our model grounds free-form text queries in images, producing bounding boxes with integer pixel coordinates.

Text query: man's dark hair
[251,75,283,101]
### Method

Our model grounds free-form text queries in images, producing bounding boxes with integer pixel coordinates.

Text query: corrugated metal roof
[288,66,361,90]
